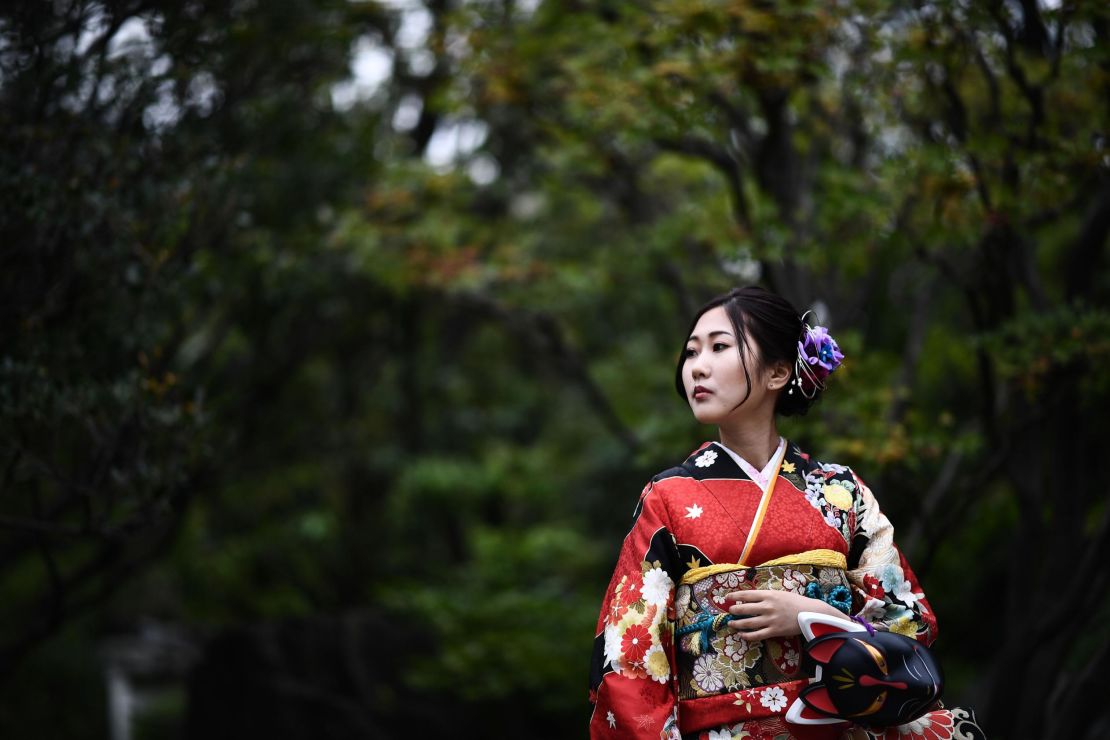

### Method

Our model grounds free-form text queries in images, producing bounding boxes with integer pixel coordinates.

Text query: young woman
[588,286,984,740]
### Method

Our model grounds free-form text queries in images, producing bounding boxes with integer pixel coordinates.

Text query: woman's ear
[767,359,792,390]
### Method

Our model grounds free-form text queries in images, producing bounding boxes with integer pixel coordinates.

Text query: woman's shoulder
[647,440,717,485]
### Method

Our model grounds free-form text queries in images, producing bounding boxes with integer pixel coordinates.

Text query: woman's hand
[725,589,847,641]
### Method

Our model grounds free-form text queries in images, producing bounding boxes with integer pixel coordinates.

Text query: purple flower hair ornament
[790,316,844,399]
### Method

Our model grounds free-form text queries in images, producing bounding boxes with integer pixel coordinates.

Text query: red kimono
[588,440,984,740]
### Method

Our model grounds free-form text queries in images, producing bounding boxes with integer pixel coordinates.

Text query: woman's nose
[689,352,707,379]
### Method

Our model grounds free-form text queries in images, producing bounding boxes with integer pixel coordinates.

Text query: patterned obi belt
[674,550,851,734]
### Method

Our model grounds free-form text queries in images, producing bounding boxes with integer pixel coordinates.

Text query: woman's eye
[713,343,729,351]
[684,347,696,358]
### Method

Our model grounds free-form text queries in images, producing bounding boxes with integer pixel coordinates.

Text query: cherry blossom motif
[685,503,704,519]
[621,623,651,662]
[692,654,725,692]
[694,449,718,468]
[878,563,908,593]
[641,566,674,607]
[606,710,616,729]
[779,568,808,593]
[759,685,788,712]
[893,579,924,607]
[715,570,746,588]
[722,632,758,667]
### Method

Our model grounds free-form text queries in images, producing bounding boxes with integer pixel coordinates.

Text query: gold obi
[673,549,851,701]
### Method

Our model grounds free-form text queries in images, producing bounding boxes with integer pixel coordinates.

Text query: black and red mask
[786,612,944,728]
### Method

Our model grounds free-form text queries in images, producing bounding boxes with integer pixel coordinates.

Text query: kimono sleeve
[845,469,938,646]
[588,479,683,740]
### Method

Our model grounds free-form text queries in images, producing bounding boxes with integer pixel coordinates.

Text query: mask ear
[798,611,865,641]
[785,696,845,726]
[800,684,838,715]
[806,634,849,665]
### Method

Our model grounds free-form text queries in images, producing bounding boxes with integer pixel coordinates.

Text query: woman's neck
[717,423,781,471]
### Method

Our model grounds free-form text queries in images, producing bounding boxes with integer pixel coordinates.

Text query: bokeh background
[2,1,1108,738]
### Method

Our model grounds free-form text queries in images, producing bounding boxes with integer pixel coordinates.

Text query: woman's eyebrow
[686,330,735,342]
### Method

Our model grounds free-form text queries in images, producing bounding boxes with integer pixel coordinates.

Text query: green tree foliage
[2,1,1108,738]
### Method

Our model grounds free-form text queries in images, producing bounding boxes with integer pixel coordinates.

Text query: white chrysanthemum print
[694,449,718,468]
[692,654,724,692]
[706,729,732,740]
[603,623,623,666]
[643,643,670,683]
[641,567,674,607]
[759,685,788,712]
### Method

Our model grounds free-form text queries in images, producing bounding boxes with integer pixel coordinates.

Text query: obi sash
[674,549,851,735]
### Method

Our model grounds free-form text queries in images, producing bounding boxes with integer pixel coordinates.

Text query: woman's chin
[690,406,724,426]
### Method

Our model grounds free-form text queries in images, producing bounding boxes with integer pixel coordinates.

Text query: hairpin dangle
[789,312,844,399]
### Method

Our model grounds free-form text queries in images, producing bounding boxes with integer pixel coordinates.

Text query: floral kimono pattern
[588,441,985,740]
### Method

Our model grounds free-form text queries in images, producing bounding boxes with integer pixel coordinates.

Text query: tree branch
[655,134,752,232]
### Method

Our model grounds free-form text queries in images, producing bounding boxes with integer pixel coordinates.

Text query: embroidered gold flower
[822,483,853,510]
[890,616,919,638]
[644,644,671,683]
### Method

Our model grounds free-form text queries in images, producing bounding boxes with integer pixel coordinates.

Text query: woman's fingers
[727,615,766,631]
[727,600,760,616]
[721,590,809,639]
[734,627,773,641]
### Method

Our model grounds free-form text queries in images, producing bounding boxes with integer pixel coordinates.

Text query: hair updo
[673,285,823,417]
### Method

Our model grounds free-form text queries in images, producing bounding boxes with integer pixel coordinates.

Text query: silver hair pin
[789,310,833,400]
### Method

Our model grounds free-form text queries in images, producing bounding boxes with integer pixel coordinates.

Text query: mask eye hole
[851,690,888,718]
[853,638,889,676]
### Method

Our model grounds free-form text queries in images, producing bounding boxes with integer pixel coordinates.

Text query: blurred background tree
[1,0,1107,738]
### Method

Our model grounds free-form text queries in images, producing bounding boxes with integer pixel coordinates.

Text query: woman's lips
[693,386,712,400]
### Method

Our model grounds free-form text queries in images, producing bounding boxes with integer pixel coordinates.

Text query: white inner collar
[716,437,786,493]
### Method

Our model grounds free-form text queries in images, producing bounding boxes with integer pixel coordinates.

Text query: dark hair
[673,285,821,417]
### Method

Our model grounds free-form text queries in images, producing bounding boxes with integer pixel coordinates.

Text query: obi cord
[803,582,853,615]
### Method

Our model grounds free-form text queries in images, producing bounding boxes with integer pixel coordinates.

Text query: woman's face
[682,306,775,425]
